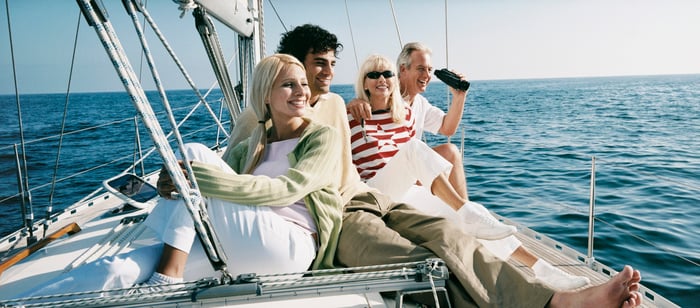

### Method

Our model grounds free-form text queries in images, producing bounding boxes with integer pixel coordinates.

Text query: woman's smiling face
[364,67,396,101]
[267,64,310,121]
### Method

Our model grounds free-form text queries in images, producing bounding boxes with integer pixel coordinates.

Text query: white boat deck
[500,215,677,308]
[0,184,678,307]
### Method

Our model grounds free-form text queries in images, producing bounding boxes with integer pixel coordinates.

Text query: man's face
[400,50,433,95]
[302,49,336,99]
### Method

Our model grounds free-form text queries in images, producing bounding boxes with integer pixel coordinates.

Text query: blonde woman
[21,54,343,297]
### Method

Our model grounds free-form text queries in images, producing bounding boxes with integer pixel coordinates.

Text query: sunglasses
[366,70,395,79]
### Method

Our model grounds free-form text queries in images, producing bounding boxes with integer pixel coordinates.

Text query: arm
[193,124,341,206]
[438,71,468,136]
[346,98,372,121]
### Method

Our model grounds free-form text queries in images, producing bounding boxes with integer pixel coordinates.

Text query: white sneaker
[126,272,182,295]
[457,204,517,240]
[467,200,497,217]
[532,260,590,290]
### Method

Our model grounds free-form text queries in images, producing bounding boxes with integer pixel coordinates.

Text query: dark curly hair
[277,24,343,63]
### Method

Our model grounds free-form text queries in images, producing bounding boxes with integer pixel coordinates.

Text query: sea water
[1,74,699,306]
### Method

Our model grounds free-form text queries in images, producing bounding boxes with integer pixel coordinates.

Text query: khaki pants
[336,192,554,307]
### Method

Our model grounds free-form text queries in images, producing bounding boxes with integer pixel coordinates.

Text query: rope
[5,280,197,308]
[257,0,266,60]
[426,259,443,308]
[258,260,432,278]
[76,0,229,276]
[173,0,198,18]
[193,8,242,123]
[4,260,447,307]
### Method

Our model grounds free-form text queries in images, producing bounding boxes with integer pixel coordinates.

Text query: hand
[156,161,189,199]
[346,98,372,121]
[156,166,176,199]
[447,70,469,97]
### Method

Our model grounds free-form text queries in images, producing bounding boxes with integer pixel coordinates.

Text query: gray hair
[396,42,432,77]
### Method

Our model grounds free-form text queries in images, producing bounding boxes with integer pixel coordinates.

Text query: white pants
[21,143,316,298]
[367,139,452,201]
[145,143,317,277]
[18,243,163,299]
[400,185,521,261]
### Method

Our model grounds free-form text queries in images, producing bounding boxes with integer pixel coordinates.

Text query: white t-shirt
[410,94,445,140]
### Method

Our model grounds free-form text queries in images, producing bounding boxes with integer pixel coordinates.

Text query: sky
[1,0,699,95]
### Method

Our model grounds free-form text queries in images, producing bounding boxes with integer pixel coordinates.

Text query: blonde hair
[354,54,406,123]
[243,54,306,173]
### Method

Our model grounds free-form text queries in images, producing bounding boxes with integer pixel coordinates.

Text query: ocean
[1,74,699,306]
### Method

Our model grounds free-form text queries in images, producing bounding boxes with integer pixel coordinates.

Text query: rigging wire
[4,0,35,243]
[556,201,700,268]
[388,0,402,49]
[443,0,449,68]
[343,0,359,71]
[443,0,453,144]
[137,3,230,138]
[137,0,148,82]
[266,0,287,32]
[47,11,83,235]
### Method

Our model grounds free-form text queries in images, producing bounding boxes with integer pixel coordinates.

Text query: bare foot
[548,265,642,308]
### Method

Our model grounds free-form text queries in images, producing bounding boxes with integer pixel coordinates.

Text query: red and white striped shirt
[349,107,416,181]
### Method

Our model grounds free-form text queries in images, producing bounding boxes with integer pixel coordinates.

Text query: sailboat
[0,1,682,307]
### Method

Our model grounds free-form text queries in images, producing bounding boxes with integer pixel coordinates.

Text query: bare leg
[433,143,468,200]
[155,244,188,278]
[429,173,467,210]
[511,245,538,267]
[548,265,642,308]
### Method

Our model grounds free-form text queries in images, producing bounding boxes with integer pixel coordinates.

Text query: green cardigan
[191,120,343,270]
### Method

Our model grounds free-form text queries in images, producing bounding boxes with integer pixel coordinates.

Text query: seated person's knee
[433,143,461,163]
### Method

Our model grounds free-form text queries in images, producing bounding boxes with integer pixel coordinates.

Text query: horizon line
[2,72,698,96]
